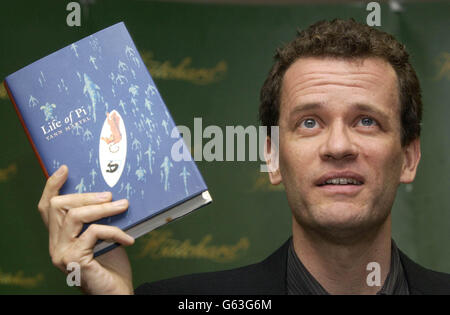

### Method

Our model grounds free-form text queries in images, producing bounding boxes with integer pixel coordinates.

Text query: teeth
[324,178,362,185]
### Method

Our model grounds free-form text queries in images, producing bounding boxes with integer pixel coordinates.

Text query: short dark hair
[259,18,422,146]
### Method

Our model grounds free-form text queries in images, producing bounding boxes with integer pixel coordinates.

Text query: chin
[294,203,390,243]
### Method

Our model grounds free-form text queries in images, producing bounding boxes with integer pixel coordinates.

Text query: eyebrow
[351,103,391,122]
[289,102,391,122]
[290,102,323,114]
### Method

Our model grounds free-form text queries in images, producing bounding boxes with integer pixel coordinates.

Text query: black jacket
[134,238,450,295]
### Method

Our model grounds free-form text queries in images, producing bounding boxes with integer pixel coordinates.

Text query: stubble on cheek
[369,144,404,215]
[278,143,319,225]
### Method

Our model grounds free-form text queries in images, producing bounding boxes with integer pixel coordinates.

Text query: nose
[319,121,358,161]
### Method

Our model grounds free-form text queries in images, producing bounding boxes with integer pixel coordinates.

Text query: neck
[291,215,392,295]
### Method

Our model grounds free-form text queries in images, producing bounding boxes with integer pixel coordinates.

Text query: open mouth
[315,172,365,195]
[317,178,363,186]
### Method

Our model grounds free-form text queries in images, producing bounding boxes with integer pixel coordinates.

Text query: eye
[357,117,377,127]
[300,118,318,129]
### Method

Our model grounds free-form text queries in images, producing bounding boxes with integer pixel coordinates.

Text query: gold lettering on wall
[0,83,7,100]
[141,51,227,85]
[0,163,17,182]
[436,52,450,80]
[137,230,250,263]
[0,269,44,288]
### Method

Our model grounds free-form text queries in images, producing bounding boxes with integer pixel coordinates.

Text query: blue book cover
[4,22,212,256]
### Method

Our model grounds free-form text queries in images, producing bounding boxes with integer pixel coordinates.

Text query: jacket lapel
[258,238,290,294]
[399,249,450,295]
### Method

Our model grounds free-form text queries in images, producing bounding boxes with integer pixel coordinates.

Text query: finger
[38,165,69,227]
[60,199,129,244]
[50,191,113,211]
[48,192,112,254]
[48,205,66,256]
[77,224,135,251]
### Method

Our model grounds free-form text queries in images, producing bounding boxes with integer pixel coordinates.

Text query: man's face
[270,57,420,241]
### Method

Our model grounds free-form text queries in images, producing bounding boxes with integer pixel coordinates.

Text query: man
[38,19,450,294]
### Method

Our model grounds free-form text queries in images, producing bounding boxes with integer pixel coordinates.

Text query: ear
[399,138,421,184]
[265,135,282,185]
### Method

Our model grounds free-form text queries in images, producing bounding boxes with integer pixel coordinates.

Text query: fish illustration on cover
[4,22,210,253]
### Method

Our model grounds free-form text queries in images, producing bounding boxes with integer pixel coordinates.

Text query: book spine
[3,80,49,179]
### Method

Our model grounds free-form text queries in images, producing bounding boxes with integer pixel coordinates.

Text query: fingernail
[53,166,65,177]
[112,199,128,208]
[97,192,111,200]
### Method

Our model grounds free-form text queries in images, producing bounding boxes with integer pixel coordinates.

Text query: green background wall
[0,0,448,293]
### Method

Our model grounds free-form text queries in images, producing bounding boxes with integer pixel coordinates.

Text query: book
[4,22,212,257]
